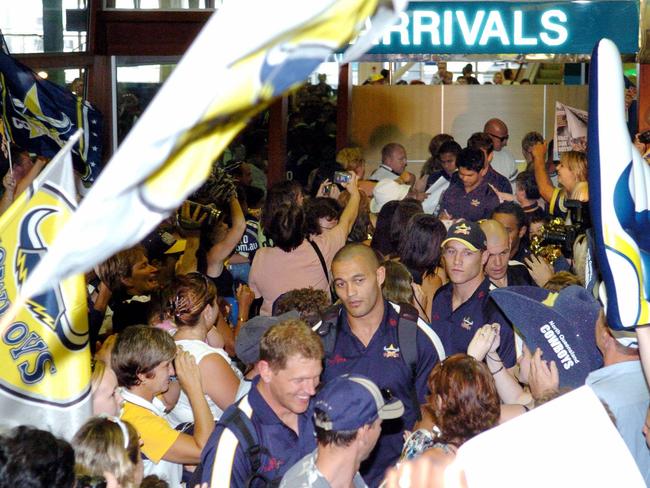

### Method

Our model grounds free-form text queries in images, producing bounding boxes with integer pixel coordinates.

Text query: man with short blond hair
[201,319,324,487]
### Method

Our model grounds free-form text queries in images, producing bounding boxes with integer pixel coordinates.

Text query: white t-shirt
[166,340,243,426]
[491,148,518,190]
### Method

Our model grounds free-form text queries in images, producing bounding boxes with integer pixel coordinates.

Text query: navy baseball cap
[441,220,487,252]
[490,285,603,388]
[314,374,404,431]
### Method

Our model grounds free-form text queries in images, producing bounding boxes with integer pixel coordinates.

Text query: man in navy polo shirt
[439,147,500,222]
[466,132,512,194]
[315,243,445,487]
[430,221,516,368]
[201,319,323,487]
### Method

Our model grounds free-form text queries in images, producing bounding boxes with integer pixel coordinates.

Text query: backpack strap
[217,403,273,487]
[396,302,422,422]
[314,303,343,358]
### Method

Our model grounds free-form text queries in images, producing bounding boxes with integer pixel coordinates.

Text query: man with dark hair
[280,374,403,488]
[202,319,324,487]
[439,147,500,221]
[514,170,542,210]
[503,68,518,85]
[430,221,516,368]
[490,201,530,262]
[467,132,512,194]
[421,140,461,213]
[314,243,444,486]
[369,143,412,184]
[0,426,75,488]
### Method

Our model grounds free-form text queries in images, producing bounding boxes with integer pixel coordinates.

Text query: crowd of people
[366,63,531,86]
[2,108,650,488]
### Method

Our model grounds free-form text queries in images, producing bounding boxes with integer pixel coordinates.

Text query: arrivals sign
[364,1,639,55]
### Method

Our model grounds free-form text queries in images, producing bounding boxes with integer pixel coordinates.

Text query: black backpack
[314,301,422,420]
[199,403,280,488]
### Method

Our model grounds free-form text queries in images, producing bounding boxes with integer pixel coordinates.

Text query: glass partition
[0,0,87,54]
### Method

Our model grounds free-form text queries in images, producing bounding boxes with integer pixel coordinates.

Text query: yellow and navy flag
[12,0,404,302]
[0,132,91,438]
[0,49,103,184]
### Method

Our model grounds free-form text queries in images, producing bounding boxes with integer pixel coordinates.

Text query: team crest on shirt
[461,316,474,330]
[471,199,481,207]
[454,223,471,235]
[383,344,400,359]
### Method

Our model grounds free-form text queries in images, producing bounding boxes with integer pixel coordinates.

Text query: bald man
[484,118,518,189]
[314,243,444,487]
[480,219,534,288]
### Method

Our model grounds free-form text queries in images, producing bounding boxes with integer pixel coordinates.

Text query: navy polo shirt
[317,301,444,488]
[449,168,512,195]
[439,179,500,222]
[486,166,512,194]
[430,278,516,368]
[201,377,317,488]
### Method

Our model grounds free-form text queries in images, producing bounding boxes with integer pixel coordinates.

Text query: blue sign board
[364,1,639,55]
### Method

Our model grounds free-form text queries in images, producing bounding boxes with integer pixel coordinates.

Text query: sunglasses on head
[488,133,509,143]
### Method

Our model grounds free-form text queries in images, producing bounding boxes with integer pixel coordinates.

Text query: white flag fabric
[456,386,645,487]
[16,0,405,301]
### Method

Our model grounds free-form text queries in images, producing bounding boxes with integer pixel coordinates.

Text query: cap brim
[441,237,480,252]
[378,397,404,420]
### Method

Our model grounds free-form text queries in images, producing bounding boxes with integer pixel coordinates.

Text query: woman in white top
[167,272,242,426]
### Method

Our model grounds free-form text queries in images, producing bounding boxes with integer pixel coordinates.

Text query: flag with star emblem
[10,0,405,303]
[0,132,91,438]
[0,49,103,185]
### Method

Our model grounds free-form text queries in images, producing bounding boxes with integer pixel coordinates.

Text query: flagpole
[3,120,11,175]
[0,30,12,175]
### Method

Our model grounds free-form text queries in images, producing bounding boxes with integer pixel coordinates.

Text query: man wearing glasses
[484,118,518,191]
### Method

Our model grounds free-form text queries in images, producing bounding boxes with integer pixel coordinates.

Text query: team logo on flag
[0,182,89,406]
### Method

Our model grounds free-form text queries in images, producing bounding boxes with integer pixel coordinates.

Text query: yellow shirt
[121,397,180,463]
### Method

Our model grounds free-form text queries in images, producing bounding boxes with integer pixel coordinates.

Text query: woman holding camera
[249,172,360,315]
[529,142,590,285]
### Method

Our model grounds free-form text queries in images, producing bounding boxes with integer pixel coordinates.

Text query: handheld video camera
[532,200,590,261]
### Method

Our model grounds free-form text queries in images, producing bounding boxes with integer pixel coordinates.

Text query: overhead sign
[363,1,639,55]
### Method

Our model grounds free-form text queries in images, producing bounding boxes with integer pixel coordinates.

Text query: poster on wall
[554,101,588,160]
